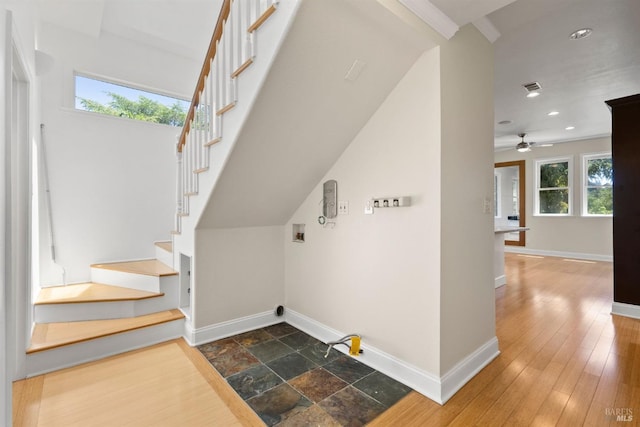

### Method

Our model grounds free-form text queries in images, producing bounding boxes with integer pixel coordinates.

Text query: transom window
[74,74,189,127]
[582,153,613,216]
[535,157,572,215]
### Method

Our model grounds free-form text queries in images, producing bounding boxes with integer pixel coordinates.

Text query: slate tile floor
[197,323,412,426]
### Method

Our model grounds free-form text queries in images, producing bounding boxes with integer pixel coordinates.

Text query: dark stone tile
[234,329,273,347]
[279,331,322,351]
[278,404,341,427]
[323,355,375,384]
[263,322,299,338]
[353,371,413,407]
[197,337,238,360]
[299,341,341,365]
[206,344,261,378]
[226,364,283,400]
[266,352,317,380]
[247,339,294,363]
[289,368,348,403]
[246,383,311,427]
[318,386,386,427]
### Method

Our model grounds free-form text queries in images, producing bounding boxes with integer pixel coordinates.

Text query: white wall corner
[611,302,640,320]
[472,16,501,43]
[183,317,196,346]
[440,336,500,404]
[190,311,283,346]
[495,275,506,288]
[398,0,459,40]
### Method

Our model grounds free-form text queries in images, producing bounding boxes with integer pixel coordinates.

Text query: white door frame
[2,9,33,426]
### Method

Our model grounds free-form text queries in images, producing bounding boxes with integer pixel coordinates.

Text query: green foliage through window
[75,75,188,127]
[584,155,613,215]
[537,160,570,214]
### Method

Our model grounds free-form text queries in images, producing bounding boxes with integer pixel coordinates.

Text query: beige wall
[439,25,496,374]
[192,22,496,388]
[494,136,612,259]
[285,48,443,374]
[194,226,285,328]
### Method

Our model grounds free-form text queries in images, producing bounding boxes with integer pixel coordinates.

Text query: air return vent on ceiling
[522,81,542,92]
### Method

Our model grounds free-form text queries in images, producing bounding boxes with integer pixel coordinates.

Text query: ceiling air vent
[522,81,542,92]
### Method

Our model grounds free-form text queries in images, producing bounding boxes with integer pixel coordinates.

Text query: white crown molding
[472,16,501,43]
[398,0,459,40]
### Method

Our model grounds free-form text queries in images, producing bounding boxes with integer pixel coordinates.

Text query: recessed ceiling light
[570,28,592,40]
[526,92,540,98]
[498,120,512,125]
[548,111,559,116]
[565,126,575,130]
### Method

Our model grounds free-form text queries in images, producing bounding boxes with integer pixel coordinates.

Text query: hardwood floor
[13,339,262,426]
[14,254,637,426]
[372,253,637,426]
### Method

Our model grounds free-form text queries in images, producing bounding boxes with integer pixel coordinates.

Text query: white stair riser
[34,285,180,323]
[90,267,178,293]
[26,319,184,377]
[155,245,173,268]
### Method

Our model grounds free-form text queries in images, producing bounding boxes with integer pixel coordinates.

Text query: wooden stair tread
[35,283,163,305]
[155,241,172,252]
[91,259,177,277]
[27,309,185,354]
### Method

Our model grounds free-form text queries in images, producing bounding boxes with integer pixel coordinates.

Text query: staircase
[171,0,294,242]
[26,242,185,376]
[26,0,293,375]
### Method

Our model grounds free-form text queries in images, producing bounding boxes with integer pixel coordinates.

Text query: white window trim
[72,71,190,127]
[582,152,613,217]
[534,156,573,216]
[494,171,502,218]
[74,70,190,105]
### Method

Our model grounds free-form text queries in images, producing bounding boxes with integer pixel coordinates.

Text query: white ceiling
[36,0,640,150]
[490,0,640,150]
[36,0,222,61]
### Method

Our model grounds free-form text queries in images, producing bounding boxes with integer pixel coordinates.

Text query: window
[535,157,572,215]
[582,153,613,216]
[494,171,501,218]
[74,74,189,127]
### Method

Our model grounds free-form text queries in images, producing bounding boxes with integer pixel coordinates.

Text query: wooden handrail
[178,0,232,152]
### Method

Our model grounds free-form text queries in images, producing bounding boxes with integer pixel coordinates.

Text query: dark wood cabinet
[606,94,640,306]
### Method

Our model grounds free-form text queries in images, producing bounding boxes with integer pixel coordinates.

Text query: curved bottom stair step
[27,309,185,354]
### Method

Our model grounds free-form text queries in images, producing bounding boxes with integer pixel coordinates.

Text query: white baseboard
[495,275,506,288]
[611,302,640,320]
[504,246,612,262]
[440,337,500,403]
[189,310,283,346]
[285,309,499,405]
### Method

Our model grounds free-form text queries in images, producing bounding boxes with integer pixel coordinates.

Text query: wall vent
[522,81,542,92]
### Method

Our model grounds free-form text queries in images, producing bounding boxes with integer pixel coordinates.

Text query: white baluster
[175,145,183,231]
[227,11,235,103]
[191,124,198,193]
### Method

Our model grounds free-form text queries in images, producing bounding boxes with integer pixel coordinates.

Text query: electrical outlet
[338,201,349,215]
[364,200,373,215]
[483,197,492,214]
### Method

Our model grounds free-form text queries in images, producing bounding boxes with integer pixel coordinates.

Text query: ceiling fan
[515,133,552,152]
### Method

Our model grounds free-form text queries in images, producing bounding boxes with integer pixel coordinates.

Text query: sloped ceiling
[198,0,434,228]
